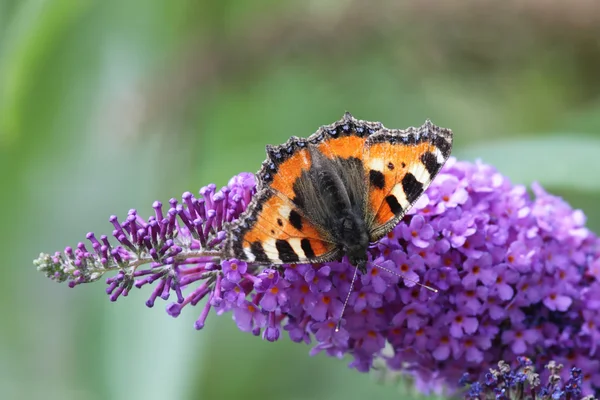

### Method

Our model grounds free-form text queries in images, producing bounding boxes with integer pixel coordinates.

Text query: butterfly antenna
[335,265,360,332]
[374,263,438,293]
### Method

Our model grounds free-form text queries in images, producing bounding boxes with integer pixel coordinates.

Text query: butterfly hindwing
[364,120,453,241]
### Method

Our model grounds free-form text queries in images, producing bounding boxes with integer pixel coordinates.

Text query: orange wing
[364,120,453,240]
[225,188,340,264]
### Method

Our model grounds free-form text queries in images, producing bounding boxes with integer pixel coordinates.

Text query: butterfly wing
[364,120,453,241]
[225,136,340,264]
[225,187,341,264]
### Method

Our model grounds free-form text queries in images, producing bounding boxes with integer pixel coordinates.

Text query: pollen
[367,330,377,338]
[327,321,336,329]
[400,264,409,272]
[442,195,450,202]
[247,304,256,313]
[270,287,279,294]
[371,268,379,276]
[300,284,309,294]
[230,263,238,270]
[322,295,331,304]
[507,255,515,263]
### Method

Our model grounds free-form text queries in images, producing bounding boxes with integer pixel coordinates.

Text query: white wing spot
[408,162,430,184]
[263,238,282,263]
[434,148,445,164]
[368,157,385,172]
[278,204,292,219]
[391,183,410,209]
[287,238,306,259]
[243,246,256,262]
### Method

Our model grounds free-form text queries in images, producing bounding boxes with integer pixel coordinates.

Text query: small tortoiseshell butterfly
[224,112,453,276]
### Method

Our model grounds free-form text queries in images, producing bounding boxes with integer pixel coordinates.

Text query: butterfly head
[337,214,369,274]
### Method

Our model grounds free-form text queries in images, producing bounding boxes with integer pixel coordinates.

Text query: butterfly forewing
[364,120,453,241]
[225,136,341,264]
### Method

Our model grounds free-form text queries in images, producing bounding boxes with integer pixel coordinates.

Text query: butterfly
[224,112,452,276]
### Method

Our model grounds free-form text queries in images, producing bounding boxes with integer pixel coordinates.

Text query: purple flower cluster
[460,358,597,400]
[35,158,600,395]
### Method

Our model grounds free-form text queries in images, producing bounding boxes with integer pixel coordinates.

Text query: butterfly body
[224,112,453,273]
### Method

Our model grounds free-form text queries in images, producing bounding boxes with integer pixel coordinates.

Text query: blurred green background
[2,1,600,399]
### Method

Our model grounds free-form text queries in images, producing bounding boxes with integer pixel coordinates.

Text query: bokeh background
[2,1,600,399]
